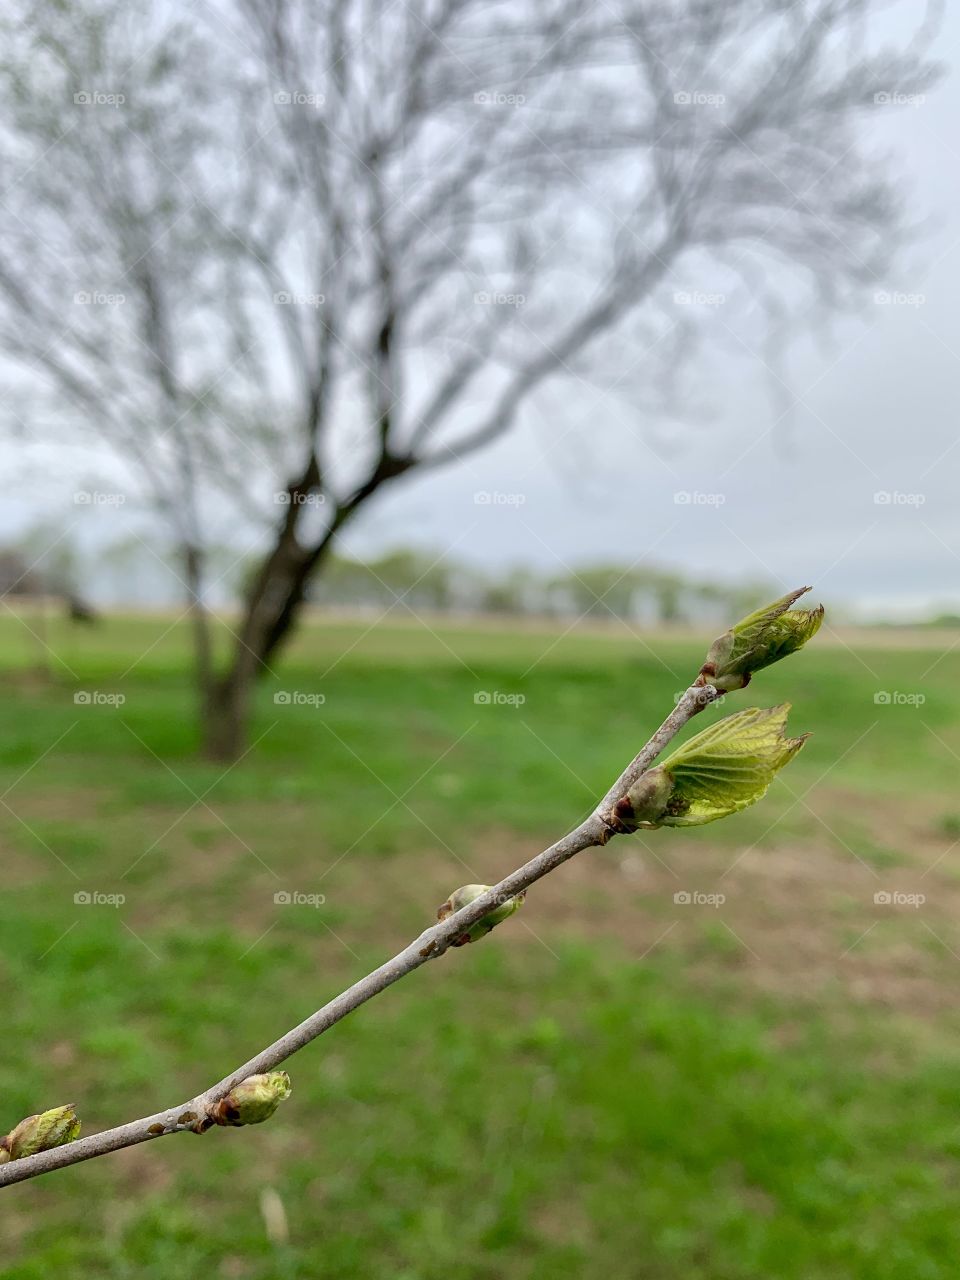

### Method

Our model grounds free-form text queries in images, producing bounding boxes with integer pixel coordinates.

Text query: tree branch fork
[0,683,719,1189]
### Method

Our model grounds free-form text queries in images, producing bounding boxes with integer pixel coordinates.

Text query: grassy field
[2,606,960,1278]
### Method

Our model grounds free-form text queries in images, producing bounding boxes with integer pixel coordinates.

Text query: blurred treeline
[309,549,773,625]
[0,525,773,625]
[9,530,960,628]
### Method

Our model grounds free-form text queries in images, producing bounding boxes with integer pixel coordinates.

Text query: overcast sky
[333,1,960,620]
[4,1,959,620]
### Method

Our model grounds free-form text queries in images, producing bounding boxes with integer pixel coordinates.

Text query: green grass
[2,609,960,1278]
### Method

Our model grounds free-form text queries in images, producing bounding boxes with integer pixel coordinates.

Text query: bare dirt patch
[321,813,960,1020]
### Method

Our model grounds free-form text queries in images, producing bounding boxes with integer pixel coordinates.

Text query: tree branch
[0,681,719,1189]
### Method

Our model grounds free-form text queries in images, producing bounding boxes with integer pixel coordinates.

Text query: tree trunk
[183,543,215,724]
[200,526,335,762]
[202,676,252,763]
[199,455,413,761]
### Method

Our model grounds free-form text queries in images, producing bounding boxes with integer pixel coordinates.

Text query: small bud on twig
[0,577,828,1189]
[437,884,525,946]
[0,1105,81,1162]
[207,1072,292,1128]
[699,586,824,691]
[615,704,807,830]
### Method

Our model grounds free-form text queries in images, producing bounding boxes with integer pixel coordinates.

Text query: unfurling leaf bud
[0,1104,81,1161]
[616,704,807,830]
[612,767,675,832]
[700,586,824,691]
[437,883,525,946]
[209,1072,292,1127]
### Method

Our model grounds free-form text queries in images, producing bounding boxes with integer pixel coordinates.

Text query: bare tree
[0,0,939,757]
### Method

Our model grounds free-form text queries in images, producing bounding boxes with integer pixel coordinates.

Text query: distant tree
[0,550,42,600]
[308,555,388,612]
[650,572,687,627]
[0,524,90,673]
[549,565,644,623]
[364,550,456,614]
[480,567,543,617]
[0,0,940,757]
[311,549,460,613]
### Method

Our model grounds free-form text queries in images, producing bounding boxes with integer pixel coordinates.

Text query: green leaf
[618,704,808,831]
[702,586,824,691]
[1,1104,81,1161]
[657,703,807,826]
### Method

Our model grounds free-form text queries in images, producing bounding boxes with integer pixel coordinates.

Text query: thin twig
[0,683,718,1189]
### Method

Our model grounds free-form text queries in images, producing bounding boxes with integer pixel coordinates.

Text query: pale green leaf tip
[1,1104,81,1161]
[617,703,808,831]
[700,585,824,691]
